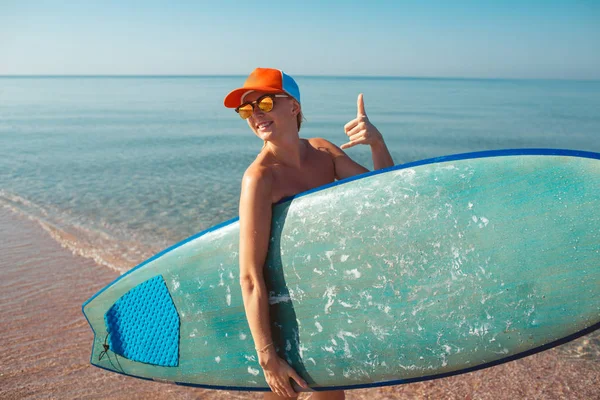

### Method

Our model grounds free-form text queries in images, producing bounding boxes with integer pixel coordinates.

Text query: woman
[224,68,394,399]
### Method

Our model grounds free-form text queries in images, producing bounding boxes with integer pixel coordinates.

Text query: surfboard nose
[104,275,180,367]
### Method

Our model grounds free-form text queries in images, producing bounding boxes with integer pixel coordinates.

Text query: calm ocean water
[1,76,599,272]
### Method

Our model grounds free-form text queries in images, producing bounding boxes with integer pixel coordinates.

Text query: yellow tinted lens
[237,104,253,119]
[258,96,274,112]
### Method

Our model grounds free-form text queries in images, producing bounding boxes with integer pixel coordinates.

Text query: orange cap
[223,68,301,108]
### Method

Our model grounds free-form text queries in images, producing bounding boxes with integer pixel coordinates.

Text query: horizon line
[0,74,599,82]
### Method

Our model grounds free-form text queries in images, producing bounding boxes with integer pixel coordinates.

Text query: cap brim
[223,86,284,108]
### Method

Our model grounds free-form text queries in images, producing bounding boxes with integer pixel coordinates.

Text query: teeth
[257,121,271,129]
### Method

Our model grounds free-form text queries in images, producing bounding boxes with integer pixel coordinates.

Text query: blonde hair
[297,109,304,131]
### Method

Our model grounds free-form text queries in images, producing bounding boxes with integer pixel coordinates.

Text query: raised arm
[238,167,307,397]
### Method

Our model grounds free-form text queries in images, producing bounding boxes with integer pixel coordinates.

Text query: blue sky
[1,0,599,78]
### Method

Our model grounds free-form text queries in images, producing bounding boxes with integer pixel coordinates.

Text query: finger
[346,122,365,137]
[281,381,297,398]
[289,370,309,389]
[341,138,369,150]
[347,132,365,143]
[268,380,286,397]
[344,118,359,132]
[357,93,367,117]
[276,386,290,398]
[272,385,285,398]
[340,141,358,150]
[268,383,280,396]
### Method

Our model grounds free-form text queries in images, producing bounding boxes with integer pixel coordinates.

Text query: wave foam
[0,190,158,274]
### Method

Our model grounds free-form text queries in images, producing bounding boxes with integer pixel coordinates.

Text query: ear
[291,100,301,116]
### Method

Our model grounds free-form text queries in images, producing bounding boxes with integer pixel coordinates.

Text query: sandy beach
[1,206,598,400]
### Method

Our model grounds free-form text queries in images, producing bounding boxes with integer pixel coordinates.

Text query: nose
[248,107,265,125]
[251,105,266,117]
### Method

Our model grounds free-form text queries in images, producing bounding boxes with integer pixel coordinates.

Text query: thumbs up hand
[341,93,384,150]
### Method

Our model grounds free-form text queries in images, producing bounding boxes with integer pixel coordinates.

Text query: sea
[1,76,599,273]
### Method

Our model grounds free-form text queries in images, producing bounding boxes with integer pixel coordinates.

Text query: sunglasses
[235,94,288,120]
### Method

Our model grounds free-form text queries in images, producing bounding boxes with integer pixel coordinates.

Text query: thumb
[289,369,308,389]
[357,93,366,118]
[340,141,358,150]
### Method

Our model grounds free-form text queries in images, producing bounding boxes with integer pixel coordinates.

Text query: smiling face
[242,91,301,142]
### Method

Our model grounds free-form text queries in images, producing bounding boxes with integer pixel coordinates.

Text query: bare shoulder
[241,161,274,195]
[307,137,344,156]
[307,137,368,180]
[241,151,284,210]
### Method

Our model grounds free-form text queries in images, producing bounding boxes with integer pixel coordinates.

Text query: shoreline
[0,206,598,399]
[0,207,255,400]
[0,189,159,275]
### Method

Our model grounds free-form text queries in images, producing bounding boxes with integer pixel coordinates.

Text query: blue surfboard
[83,149,600,391]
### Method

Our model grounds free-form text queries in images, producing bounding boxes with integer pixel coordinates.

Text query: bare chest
[271,151,335,203]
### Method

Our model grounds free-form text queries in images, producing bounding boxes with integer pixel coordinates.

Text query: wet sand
[1,207,598,399]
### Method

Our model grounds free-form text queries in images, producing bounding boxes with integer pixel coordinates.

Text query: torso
[252,138,336,204]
